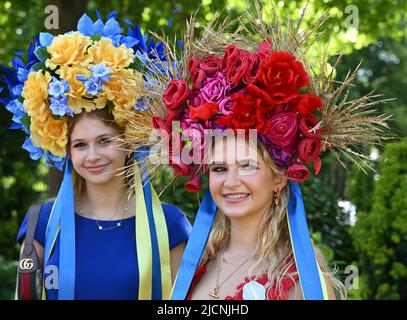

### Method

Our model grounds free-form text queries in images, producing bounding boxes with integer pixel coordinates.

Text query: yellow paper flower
[88,38,134,69]
[67,95,107,114]
[30,111,68,158]
[58,65,91,98]
[22,70,52,123]
[45,32,91,70]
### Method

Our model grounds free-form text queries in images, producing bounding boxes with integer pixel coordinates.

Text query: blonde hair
[202,138,347,299]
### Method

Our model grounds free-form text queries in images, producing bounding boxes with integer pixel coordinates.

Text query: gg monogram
[19,258,34,270]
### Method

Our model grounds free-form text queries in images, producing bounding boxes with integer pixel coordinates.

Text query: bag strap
[22,203,42,258]
[17,203,43,300]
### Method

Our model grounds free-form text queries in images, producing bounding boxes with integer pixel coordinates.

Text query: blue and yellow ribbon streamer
[43,150,171,300]
[172,182,328,300]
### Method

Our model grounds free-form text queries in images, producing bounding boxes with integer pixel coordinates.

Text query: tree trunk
[46,0,89,197]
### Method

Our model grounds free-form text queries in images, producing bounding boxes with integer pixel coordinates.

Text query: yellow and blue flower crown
[1,11,165,169]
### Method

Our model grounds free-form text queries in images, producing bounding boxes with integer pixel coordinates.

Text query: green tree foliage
[1,0,407,299]
[351,138,407,299]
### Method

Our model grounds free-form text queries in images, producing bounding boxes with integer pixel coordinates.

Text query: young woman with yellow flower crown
[123,5,392,300]
[1,12,191,300]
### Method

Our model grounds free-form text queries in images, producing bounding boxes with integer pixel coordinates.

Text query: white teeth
[224,194,248,199]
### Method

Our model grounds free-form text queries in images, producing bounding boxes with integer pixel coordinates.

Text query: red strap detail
[20,273,32,300]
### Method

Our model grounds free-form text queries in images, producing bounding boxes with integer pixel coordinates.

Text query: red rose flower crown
[124,9,391,193]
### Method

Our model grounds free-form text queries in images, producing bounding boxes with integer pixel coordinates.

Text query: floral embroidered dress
[187,256,299,300]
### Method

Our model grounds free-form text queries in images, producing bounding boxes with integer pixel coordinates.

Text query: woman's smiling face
[209,135,286,222]
[69,115,127,187]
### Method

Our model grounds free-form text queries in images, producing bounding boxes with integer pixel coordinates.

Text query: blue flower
[76,74,88,82]
[44,152,65,171]
[50,96,73,117]
[22,137,44,161]
[134,98,149,111]
[48,77,70,98]
[85,77,102,95]
[12,84,23,97]
[90,63,111,83]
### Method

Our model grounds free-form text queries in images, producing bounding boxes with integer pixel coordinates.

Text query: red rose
[163,80,190,111]
[295,93,322,114]
[298,113,322,138]
[199,54,221,76]
[298,138,321,163]
[225,51,251,88]
[266,112,298,150]
[221,45,240,73]
[152,115,170,133]
[192,69,207,90]
[185,175,201,193]
[242,53,261,85]
[255,51,309,104]
[170,153,191,177]
[189,102,219,121]
[188,56,200,75]
[257,39,272,57]
[286,163,310,182]
[152,116,171,153]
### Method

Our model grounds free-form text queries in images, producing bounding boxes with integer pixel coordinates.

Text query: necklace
[79,201,129,231]
[208,253,251,299]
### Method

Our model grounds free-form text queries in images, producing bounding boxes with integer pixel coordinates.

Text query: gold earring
[273,191,280,206]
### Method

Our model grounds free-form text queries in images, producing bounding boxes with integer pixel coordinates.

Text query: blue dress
[17,199,191,300]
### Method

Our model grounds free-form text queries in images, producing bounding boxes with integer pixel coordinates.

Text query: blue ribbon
[44,158,75,300]
[134,146,162,300]
[171,182,324,300]
[171,190,218,300]
[287,181,324,300]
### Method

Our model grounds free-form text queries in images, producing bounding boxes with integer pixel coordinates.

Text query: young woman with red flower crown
[122,6,391,300]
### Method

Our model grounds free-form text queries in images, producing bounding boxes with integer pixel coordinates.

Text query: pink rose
[266,112,298,150]
[219,97,233,115]
[200,71,230,103]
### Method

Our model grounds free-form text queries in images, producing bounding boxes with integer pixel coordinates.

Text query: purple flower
[200,71,229,103]
[219,97,233,115]
[181,112,205,151]
[259,134,293,168]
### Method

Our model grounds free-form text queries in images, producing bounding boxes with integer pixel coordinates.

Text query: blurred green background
[1,0,406,300]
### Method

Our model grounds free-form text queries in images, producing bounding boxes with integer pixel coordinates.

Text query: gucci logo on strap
[19,258,34,270]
